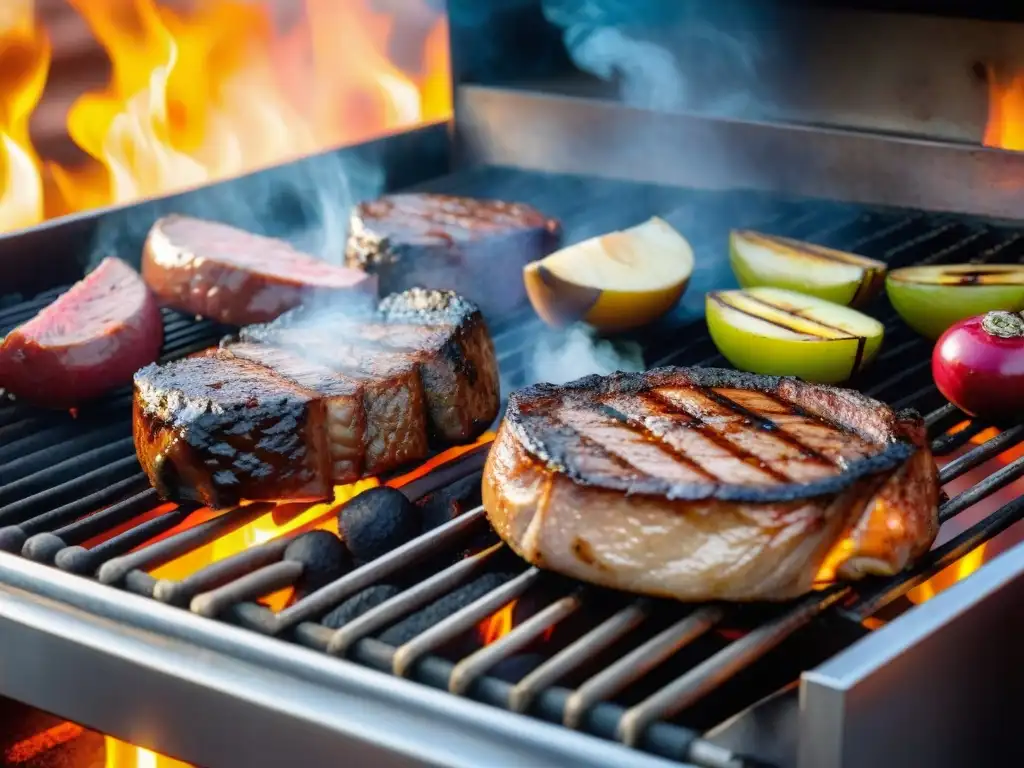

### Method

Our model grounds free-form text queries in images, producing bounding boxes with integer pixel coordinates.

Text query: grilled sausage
[0,257,163,408]
[482,367,940,601]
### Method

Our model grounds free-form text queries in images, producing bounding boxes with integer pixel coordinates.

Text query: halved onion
[706,287,885,384]
[730,230,887,308]
[886,264,1024,340]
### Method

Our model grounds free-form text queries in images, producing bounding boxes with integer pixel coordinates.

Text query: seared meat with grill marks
[483,367,939,601]
[245,288,500,443]
[134,289,498,507]
[134,354,331,508]
[346,194,561,317]
[143,215,377,326]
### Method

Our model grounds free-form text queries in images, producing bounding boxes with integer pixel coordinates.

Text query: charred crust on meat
[505,367,920,503]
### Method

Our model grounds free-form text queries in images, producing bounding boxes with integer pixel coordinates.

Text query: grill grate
[1,169,1023,767]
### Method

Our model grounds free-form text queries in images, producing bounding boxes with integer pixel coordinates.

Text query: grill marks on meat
[483,367,940,601]
[134,289,499,507]
[247,288,500,444]
[346,194,561,317]
[134,355,330,507]
[515,381,884,498]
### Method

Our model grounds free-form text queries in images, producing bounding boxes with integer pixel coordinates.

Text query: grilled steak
[134,289,498,507]
[0,257,163,408]
[244,288,500,443]
[346,194,561,317]
[134,354,331,507]
[483,367,939,601]
[143,215,377,326]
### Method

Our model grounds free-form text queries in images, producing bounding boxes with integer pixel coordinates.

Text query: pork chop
[482,367,939,601]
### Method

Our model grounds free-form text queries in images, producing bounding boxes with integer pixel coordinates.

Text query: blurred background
[0,0,451,233]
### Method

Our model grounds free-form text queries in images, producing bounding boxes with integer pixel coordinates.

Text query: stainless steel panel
[454,85,1024,219]
[799,542,1024,768]
[0,552,688,768]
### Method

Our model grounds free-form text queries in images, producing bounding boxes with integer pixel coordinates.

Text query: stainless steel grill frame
[1,88,1024,768]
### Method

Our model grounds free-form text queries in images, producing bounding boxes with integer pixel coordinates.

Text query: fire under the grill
[1,152,1024,768]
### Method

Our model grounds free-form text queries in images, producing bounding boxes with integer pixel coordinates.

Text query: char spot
[572,537,606,570]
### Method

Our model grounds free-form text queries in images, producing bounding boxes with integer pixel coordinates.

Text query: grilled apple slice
[730,230,887,308]
[707,287,885,384]
[886,264,1024,340]
[523,217,694,332]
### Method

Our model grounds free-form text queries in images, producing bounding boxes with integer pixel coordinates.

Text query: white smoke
[84,148,384,272]
[542,0,763,118]
[528,323,644,386]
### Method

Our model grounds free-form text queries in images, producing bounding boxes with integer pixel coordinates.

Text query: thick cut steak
[483,367,940,601]
[134,289,499,507]
[346,194,560,317]
[143,215,377,326]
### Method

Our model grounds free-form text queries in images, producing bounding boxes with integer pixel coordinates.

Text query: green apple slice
[886,264,1024,340]
[730,230,887,308]
[706,287,885,384]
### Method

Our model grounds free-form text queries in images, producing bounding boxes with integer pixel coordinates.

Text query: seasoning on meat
[346,193,561,317]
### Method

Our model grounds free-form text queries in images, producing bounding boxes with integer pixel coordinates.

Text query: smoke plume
[85,149,384,272]
[541,0,767,118]
[527,323,645,386]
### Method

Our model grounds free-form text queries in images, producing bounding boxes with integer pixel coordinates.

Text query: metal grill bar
[2,176,1023,768]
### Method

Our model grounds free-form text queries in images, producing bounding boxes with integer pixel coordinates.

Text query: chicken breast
[482,367,939,601]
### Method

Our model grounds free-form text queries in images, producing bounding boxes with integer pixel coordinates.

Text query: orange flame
[5,722,84,764]
[479,599,518,645]
[984,66,1024,151]
[0,0,49,231]
[0,0,451,232]
[104,737,191,768]
[821,423,1024,630]
[148,434,495,611]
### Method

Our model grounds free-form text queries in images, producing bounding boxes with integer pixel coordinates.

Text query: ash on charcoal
[284,530,353,598]
[321,584,402,630]
[416,473,482,533]
[338,487,420,563]
[377,571,518,646]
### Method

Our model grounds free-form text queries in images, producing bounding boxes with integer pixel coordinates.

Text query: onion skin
[932,311,1024,421]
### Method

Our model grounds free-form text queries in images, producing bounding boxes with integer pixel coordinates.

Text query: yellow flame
[1,0,452,231]
[104,738,192,768]
[0,0,48,232]
[984,66,1024,151]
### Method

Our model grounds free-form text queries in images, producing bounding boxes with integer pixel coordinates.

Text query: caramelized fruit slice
[730,230,887,308]
[886,264,1024,339]
[706,287,885,384]
[523,216,694,332]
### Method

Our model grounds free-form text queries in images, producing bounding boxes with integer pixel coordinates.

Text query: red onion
[932,310,1024,421]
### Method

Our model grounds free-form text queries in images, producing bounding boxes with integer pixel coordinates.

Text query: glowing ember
[5,722,84,764]
[983,66,1024,151]
[0,0,451,232]
[479,599,518,645]
[105,737,192,768]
